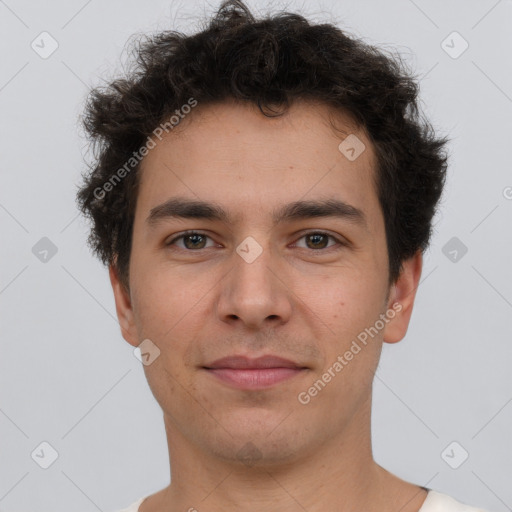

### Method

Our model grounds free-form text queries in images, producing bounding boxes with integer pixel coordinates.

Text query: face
[110,99,421,467]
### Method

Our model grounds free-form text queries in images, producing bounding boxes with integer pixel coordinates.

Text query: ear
[109,263,139,347]
[382,250,423,344]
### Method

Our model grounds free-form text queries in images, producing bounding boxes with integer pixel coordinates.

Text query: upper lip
[204,355,305,370]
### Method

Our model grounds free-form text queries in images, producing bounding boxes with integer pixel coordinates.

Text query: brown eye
[295,232,340,250]
[182,234,207,249]
[166,231,214,250]
[305,233,330,249]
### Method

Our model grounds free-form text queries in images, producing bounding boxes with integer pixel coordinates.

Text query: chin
[210,434,300,468]
[202,411,313,467]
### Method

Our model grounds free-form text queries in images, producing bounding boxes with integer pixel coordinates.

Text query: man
[76,1,488,511]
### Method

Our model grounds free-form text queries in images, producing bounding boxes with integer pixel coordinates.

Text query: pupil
[185,234,205,249]
[308,234,327,249]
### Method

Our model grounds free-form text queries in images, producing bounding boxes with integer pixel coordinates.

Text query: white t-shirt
[115,490,489,512]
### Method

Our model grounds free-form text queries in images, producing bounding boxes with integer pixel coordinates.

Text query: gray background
[1,0,511,511]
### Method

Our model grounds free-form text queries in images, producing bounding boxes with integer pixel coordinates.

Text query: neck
[140,398,428,512]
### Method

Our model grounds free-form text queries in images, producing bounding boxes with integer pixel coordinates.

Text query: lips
[203,355,308,390]
[204,355,304,370]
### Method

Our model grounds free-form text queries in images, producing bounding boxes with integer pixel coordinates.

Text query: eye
[165,231,216,250]
[293,231,343,250]
[165,230,345,252]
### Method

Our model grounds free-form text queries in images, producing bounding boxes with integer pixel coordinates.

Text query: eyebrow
[146,197,367,229]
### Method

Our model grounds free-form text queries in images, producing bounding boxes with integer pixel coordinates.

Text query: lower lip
[205,367,305,389]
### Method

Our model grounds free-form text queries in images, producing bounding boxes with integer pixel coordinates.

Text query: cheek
[129,268,215,390]
[130,258,208,337]
[306,267,387,338]
[310,280,385,399]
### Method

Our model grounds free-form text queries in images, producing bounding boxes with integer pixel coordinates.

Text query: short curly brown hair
[76,0,449,292]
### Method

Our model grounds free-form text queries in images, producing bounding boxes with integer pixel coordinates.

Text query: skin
[110,99,425,512]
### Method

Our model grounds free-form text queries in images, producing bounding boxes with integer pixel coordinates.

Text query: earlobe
[109,264,139,347]
[382,251,423,344]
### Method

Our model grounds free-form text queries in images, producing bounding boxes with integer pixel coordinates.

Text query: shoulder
[420,491,490,512]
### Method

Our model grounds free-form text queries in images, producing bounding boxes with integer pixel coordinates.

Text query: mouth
[202,355,309,390]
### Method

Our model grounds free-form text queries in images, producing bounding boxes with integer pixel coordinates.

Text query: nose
[216,241,293,330]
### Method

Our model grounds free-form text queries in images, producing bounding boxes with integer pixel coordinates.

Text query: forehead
[135,99,380,229]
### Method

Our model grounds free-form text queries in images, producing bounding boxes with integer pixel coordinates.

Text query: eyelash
[165,230,345,252]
